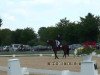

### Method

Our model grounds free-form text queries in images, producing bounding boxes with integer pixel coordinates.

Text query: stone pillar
[61,70,69,75]
[7,59,23,75]
[81,58,98,75]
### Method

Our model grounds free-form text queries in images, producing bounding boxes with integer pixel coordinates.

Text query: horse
[47,40,70,59]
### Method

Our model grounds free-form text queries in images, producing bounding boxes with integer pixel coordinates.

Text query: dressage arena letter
[47,61,81,66]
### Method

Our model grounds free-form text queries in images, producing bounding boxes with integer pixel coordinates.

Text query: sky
[0,0,100,33]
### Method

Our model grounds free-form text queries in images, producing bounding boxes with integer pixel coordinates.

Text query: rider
[55,40,60,47]
[55,34,62,47]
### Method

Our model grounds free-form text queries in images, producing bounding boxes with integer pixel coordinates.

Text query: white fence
[0,55,99,75]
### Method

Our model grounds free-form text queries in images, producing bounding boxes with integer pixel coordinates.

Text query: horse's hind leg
[63,54,64,58]
[56,52,59,59]
[63,51,66,58]
[54,51,59,59]
[67,52,69,57]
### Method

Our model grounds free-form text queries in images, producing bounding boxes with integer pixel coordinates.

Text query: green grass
[95,50,100,54]
[0,50,64,55]
[0,49,100,55]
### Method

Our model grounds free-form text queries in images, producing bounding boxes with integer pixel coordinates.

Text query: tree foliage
[38,27,58,45]
[0,28,37,46]
[0,18,2,27]
[11,29,23,44]
[20,28,37,45]
[0,29,12,45]
[80,13,100,42]
[38,13,100,45]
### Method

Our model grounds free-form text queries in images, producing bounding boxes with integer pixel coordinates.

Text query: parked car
[10,44,21,51]
[69,44,82,50]
[0,46,3,52]
[18,45,31,51]
[3,46,10,52]
[32,45,51,51]
[96,43,100,50]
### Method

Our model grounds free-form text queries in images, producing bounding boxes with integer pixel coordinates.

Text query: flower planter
[83,55,92,62]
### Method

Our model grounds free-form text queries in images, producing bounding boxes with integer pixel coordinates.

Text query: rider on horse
[55,34,62,48]
[47,34,69,59]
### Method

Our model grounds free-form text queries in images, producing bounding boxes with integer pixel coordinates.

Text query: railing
[27,68,62,75]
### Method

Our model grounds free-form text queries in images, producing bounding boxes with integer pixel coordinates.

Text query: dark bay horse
[47,40,70,59]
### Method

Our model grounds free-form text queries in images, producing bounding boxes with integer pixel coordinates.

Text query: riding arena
[0,53,100,75]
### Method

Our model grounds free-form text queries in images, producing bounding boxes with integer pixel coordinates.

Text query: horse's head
[47,40,55,46]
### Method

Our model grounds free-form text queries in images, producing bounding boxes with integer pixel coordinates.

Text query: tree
[62,22,81,44]
[56,18,80,44]
[11,29,23,44]
[20,28,36,44]
[38,13,100,44]
[0,18,2,27]
[38,27,59,45]
[79,13,100,42]
[0,29,12,45]
[56,18,70,35]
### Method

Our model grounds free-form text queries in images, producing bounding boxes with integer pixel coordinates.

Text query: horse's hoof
[57,58,59,59]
